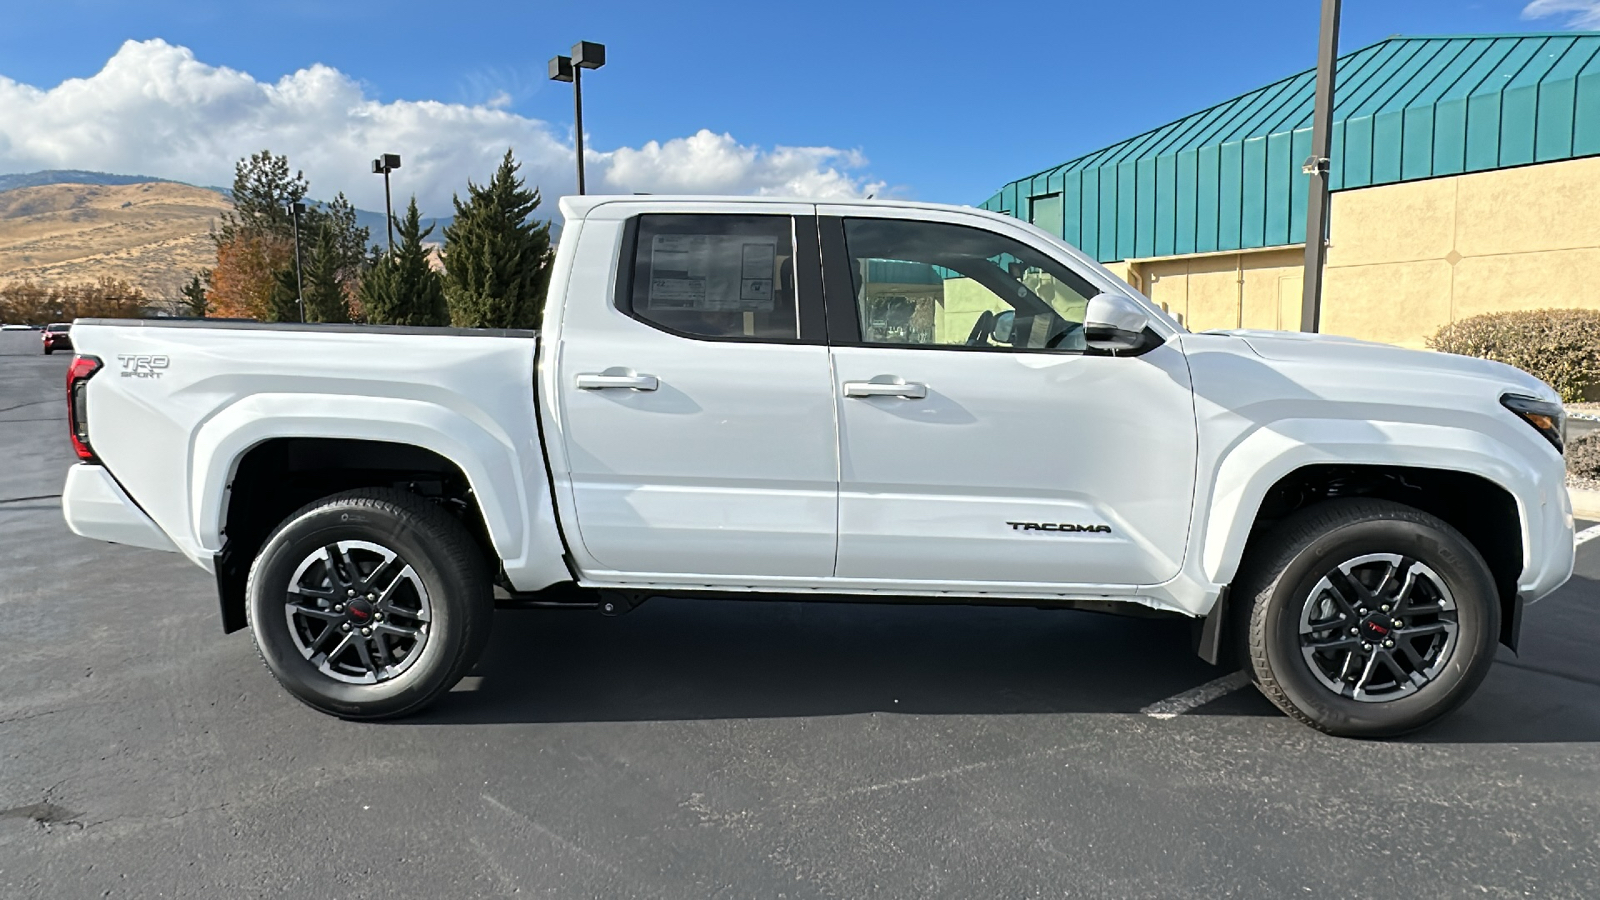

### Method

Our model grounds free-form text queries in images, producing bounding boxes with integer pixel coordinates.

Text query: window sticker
[648,234,778,311]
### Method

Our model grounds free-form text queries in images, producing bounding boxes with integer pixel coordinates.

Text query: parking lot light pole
[1300,0,1341,333]
[371,154,402,254]
[286,201,307,322]
[549,41,605,194]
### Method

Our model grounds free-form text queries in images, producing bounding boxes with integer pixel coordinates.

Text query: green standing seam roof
[982,33,1600,264]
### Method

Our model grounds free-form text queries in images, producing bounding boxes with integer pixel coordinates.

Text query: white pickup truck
[60,196,1575,736]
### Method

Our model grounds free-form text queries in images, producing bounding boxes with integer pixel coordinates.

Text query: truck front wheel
[1235,499,1500,737]
[245,488,493,719]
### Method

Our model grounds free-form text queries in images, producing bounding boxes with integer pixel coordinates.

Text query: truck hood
[1210,328,1559,403]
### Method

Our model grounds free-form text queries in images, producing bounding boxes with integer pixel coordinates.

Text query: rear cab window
[620,214,809,342]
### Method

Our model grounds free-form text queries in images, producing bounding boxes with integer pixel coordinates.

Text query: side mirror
[992,310,1016,343]
[1083,292,1153,352]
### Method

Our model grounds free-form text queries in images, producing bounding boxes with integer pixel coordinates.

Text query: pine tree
[442,150,553,329]
[303,192,370,284]
[267,268,301,323]
[217,150,308,245]
[360,197,448,327]
[181,271,210,317]
[302,225,351,324]
[209,151,368,322]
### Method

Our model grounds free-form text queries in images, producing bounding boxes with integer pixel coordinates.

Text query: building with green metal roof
[979,33,1600,346]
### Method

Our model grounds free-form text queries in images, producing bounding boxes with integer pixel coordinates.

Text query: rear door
[818,207,1198,589]
[552,203,839,580]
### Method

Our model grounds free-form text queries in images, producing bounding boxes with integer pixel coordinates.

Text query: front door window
[842,218,1099,352]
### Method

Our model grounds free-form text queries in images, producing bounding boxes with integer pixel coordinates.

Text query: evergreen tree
[267,267,302,323]
[302,225,351,324]
[303,192,370,284]
[180,271,210,317]
[217,150,308,245]
[360,197,448,326]
[442,150,553,328]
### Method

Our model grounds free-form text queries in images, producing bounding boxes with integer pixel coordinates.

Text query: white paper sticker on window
[648,233,777,311]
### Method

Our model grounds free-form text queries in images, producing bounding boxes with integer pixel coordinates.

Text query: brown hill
[0,182,229,302]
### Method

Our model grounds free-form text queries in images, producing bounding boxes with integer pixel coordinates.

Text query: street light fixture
[549,40,605,194]
[371,153,402,254]
[286,201,307,323]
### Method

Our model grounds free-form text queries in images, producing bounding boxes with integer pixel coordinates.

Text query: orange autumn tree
[209,232,294,320]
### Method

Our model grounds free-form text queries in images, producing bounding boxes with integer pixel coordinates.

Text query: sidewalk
[1574,487,1600,522]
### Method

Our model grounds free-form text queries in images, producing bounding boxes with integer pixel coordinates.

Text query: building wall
[1121,154,1600,347]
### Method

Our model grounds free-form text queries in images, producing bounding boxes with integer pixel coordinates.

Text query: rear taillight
[66,355,102,461]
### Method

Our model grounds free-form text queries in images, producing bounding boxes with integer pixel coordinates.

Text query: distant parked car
[42,323,72,354]
[1,323,38,331]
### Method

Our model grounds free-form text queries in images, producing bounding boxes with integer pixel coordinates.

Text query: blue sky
[0,0,1594,213]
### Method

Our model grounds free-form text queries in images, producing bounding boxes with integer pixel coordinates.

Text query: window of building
[624,214,799,340]
[841,218,1099,352]
[1029,192,1063,235]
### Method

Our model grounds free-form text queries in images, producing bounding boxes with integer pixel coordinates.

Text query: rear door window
[622,214,807,342]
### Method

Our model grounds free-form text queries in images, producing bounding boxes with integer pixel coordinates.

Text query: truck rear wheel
[245,488,493,719]
[1234,499,1499,737]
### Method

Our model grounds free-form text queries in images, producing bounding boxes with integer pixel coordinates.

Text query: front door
[554,206,838,580]
[819,208,1198,589]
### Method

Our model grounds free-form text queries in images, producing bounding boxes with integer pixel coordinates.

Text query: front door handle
[843,377,927,400]
[576,371,659,391]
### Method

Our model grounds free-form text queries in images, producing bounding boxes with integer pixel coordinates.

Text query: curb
[1572,488,1600,522]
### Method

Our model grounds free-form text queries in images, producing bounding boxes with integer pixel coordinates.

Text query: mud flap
[1500,592,1523,654]
[1194,587,1229,666]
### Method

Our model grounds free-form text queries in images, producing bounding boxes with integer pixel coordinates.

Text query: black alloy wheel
[1235,498,1499,737]
[246,488,493,719]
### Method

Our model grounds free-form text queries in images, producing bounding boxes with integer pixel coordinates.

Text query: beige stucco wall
[1136,247,1306,333]
[1122,154,1600,347]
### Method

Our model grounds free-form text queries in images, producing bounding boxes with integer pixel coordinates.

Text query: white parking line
[1577,524,1600,548]
[1140,671,1251,719]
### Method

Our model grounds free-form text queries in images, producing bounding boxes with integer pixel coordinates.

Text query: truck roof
[557,194,1005,223]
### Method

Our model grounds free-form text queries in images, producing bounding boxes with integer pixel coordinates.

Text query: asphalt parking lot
[2,329,1598,899]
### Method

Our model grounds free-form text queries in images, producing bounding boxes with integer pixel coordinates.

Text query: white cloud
[1522,0,1600,27]
[0,39,883,216]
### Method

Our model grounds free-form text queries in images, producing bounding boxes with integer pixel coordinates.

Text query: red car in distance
[42,323,72,355]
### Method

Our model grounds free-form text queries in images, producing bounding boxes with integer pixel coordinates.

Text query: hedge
[1427,309,1600,403]
[1571,430,1600,481]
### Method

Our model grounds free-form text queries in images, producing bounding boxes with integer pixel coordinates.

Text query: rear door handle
[843,378,927,400]
[576,371,659,391]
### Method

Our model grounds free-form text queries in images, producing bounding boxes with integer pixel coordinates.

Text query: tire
[245,488,493,719]
[43,346,52,355]
[1234,498,1499,738]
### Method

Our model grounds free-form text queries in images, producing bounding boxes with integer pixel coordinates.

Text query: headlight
[1500,393,1565,454]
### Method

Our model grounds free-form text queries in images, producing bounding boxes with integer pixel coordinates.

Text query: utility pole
[549,41,606,194]
[371,153,402,254]
[1300,0,1341,333]
[286,201,306,322]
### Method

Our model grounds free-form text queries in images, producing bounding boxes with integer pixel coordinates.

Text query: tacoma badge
[1006,521,1112,534]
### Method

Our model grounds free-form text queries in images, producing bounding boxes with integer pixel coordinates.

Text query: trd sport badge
[117,354,170,378]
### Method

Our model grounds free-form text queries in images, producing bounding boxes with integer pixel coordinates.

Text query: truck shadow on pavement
[401,579,1600,743]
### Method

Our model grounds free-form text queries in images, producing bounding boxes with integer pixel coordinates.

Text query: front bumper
[1521,482,1576,603]
[61,464,177,553]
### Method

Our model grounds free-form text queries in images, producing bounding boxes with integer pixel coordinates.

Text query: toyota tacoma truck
[59,196,1576,736]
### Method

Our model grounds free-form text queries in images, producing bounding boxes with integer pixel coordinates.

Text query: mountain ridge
[0,170,452,241]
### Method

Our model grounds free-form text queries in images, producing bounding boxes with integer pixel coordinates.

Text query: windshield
[46,324,70,332]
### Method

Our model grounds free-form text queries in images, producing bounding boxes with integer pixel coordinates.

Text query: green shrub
[1570,430,1600,481]
[1427,308,1600,403]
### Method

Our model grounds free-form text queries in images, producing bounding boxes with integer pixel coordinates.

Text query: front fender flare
[1199,419,1537,586]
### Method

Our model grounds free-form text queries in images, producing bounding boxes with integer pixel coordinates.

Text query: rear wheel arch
[215,438,500,633]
